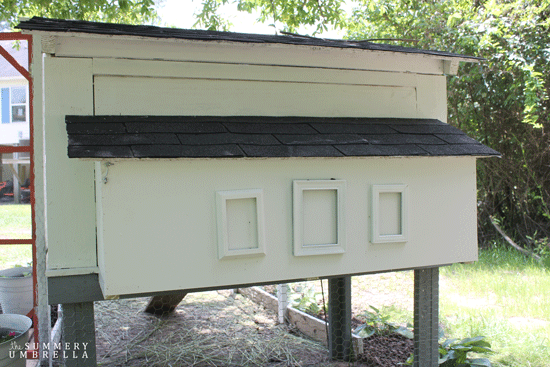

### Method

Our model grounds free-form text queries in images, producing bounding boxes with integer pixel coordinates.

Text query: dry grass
[93,273,416,367]
[94,290,332,367]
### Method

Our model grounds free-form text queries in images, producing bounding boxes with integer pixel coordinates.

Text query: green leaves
[354,305,414,339]
[447,13,462,28]
[408,335,493,366]
[354,323,377,338]
[193,0,233,31]
[439,336,493,367]
[288,282,324,315]
[193,0,346,35]
[1,0,158,28]
[394,325,414,339]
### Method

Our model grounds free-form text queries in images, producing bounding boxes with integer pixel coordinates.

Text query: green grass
[0,204,32,239]
[0,204,32,269]
[352,245,549,366]
[0,244,32,270]
[440,246,550,367]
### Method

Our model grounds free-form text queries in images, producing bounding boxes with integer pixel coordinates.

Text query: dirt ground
[94,273,415,367]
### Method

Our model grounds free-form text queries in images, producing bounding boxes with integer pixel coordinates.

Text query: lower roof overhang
[66,116,501,159]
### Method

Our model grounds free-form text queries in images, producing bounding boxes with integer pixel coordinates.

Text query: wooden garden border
[237,286,364,356]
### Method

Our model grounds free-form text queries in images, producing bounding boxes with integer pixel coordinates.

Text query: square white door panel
[293,180,346,256]
[372,184,408,243]
[216,189,266,259]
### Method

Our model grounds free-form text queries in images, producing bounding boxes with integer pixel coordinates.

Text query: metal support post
[60,302,97,367]
[328,276,352,361]
[414,267,439,367]
[276,284,288,324]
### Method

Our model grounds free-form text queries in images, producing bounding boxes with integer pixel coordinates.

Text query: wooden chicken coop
[18,17,499,366]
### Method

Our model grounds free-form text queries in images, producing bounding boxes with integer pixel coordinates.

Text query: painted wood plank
[416,74,447,122]
[31,34,52,357]
[54,35,446,75]
[95,157,477,297]
[92,58,421,87]
[94,76,418,118]
[43,56,96,270]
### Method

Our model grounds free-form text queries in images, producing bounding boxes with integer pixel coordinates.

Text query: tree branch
[489,216,541,261]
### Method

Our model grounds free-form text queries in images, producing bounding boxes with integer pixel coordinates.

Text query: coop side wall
[42,56,97,274]
[39,34,452,283]
[95,157,478,297]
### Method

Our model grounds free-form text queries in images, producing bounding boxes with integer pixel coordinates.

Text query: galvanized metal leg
[60,302,96,367]
[414,267,439,367]
[276,284,289,324]
[328,276,352,361]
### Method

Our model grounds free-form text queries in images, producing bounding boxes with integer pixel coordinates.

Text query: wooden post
[414,267,439,367]
[144,292,187,315]
[328,276,352,361]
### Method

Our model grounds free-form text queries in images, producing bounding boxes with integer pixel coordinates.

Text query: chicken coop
[18,17,499,366]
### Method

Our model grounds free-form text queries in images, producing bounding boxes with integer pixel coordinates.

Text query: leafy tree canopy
[0,0,158,28]
[194,0,347,33]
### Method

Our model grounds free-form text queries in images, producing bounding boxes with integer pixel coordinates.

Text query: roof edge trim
[17,17,482,62]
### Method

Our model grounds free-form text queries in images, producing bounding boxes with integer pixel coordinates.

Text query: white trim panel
[293,180,346,256]
[372,184,409,243]
[216,189,266,259]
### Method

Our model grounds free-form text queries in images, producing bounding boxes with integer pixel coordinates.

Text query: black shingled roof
[17,17,480,61]
[66,116,500,159]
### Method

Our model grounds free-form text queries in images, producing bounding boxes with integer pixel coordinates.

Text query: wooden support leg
[60,302,97,367]
[328,276,352,361]
[144,292,187,315]
[414,267,439,367]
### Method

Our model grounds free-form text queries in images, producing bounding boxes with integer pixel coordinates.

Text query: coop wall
[95,156,477,297]
[38,34,453,283]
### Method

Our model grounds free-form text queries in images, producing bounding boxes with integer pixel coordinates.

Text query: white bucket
[0,314,32,367]
[0,268,33,316]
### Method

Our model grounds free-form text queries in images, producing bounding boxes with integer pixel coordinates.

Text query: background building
[0,40,30,201]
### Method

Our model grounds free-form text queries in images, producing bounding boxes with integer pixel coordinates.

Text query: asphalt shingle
[66,116,501,159]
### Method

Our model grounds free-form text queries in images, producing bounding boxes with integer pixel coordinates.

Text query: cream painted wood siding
[42,57,96,270]
[95,157,477,297]
[36,33,463,286]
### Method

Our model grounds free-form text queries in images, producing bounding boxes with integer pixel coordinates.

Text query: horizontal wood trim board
[0,239,34,245]
[0,146,32,153]
[237,286,364,354]
[47,265,450,305]
[94,76,417,117]
[92,58,420,87]
[53,36,446,75]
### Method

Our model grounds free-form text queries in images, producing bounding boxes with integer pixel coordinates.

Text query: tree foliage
[0,0,157,27]
[194,0,347,33]
[197,0,550,249]
[346,0,550,248]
